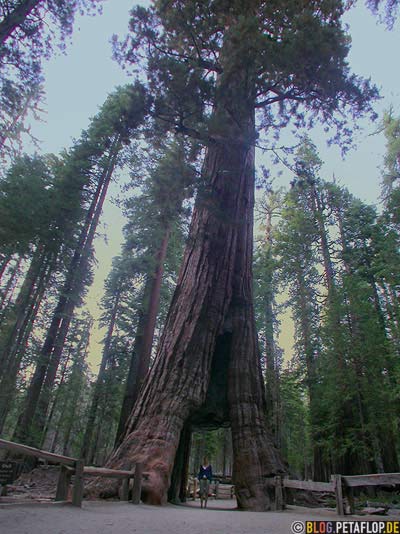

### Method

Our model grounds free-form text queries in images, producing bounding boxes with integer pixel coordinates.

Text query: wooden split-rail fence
[189,478,235,500]
[0,438,142,507]
[2,438,399,514]
[189,472,400,515]
[273,473,400,515]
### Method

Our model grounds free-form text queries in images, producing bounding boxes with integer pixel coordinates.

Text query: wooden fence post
[215,480,219,500]
[121,477,130,501]
[193,478,197,500]
[343,483,355,515]
[131,463,143,504]
[274,476,283,510]
[56,465,72,501]
[333,474,344,516]
[72,460,84,507]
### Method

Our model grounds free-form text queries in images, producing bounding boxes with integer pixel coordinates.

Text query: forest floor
[1,500,400,534]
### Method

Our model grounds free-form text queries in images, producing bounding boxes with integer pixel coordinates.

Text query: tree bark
[0,0,41,46]
[0,257,22,315]
[168,423,191,503]
[91,97,285,510]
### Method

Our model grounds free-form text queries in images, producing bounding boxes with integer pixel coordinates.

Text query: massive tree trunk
[91,91,285,509]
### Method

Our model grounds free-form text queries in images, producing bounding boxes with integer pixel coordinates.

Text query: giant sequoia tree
[92,0,378,510]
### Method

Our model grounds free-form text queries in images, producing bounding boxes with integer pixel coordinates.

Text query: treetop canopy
[114,0,379,150]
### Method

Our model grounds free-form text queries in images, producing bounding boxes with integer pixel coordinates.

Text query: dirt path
[1,500,399,534]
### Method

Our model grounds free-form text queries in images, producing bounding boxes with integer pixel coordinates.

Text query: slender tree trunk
[0,257,22,316]
[310,184,335,291]
[314,190,376,476]
[80,288,121,462]
[61,382,82,457]
[0,248,45,377]
[296,273,326,481]
[115,225,171,446]
[337,209,398,472]
[382,283,400,351]
[14,136,121,445]
[0,258,51,434]
[41,345,72,449]
[0,254,11,283]
[90,94,285,509]
[0,0,41,46]
[51,330,90,453]
[337,211,377,473]
[262,212,281,448]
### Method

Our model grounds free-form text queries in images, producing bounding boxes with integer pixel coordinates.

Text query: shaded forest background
[0,0,399,485]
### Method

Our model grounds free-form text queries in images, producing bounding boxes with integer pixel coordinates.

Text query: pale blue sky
[22,1,400,367]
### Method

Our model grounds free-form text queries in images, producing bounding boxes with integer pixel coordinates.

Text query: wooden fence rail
[3,438,398,514]
[0,438,142,507]
[341,473,400,515]
[274,472,400,515]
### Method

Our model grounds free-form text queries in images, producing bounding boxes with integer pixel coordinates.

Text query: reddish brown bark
[92,100,285,509]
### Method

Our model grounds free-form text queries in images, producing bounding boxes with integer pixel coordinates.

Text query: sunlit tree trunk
[115,225,171,446]
[81,286,121,463]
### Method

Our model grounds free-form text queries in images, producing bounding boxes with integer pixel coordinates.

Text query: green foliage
[43,312,93,456]
[0,0,104,159]
[0,154,56,254]
[366,0,400,28]
[279,367,311,476]
[114,0,378,150]
[381,111,400,197]
[259,137,400,477]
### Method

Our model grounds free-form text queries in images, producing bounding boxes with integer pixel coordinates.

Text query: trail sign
[0,461,17,485]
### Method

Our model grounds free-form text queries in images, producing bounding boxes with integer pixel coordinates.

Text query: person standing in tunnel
[198,457,212,508]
